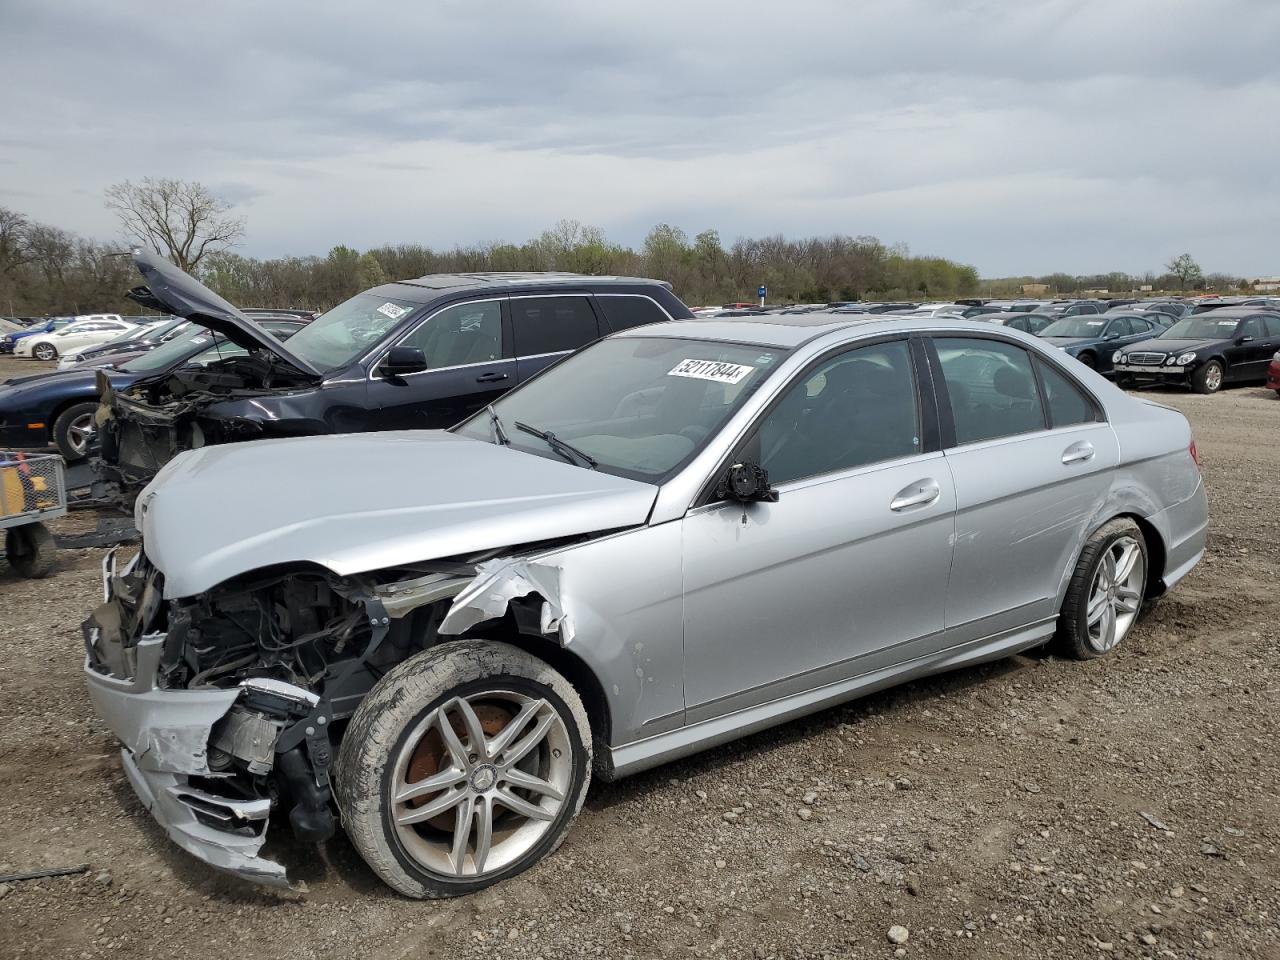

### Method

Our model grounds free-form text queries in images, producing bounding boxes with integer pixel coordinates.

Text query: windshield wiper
[486,404,509,446]
[514,421,597,469]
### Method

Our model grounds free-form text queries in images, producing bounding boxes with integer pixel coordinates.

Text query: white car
[16,316,137,361]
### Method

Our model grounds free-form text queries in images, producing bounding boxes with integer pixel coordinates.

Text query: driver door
[365,298,517,430]
[680,337,956,722]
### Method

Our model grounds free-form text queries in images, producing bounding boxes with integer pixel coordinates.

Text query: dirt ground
[0,365,1277,960]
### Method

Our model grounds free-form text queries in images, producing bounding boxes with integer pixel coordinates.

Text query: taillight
[1189,439,1200,468]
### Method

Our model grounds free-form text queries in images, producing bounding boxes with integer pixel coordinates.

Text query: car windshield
[454,336,785,482]
[1161,317,1242,339]
[1041,318,1109,337]
[118,325,229,373]
[272,293,416,371]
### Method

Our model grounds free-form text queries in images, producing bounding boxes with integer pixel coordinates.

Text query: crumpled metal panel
[438,556,572,643]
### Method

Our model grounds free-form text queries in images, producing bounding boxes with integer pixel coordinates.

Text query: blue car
[0,320,306,461]
[1039,312,1176,375]
[0,317,75,354]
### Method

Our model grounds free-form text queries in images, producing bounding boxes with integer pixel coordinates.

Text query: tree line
[0,177,1254,318]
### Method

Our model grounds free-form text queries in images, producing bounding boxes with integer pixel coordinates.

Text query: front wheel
[31,342,57,361]
[1076,352,1097,370]
[335,640,592,898]
[53,402,99,462]
[1192,360,1223,394]
[1056,518,1147,660]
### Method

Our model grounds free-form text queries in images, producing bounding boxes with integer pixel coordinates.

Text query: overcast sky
[2,0,1277,277]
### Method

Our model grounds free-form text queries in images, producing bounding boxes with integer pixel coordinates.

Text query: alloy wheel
[66,413,96,457]
[1204,364,1223,391]
[390,691,572,879]
[1085,536,1145,653]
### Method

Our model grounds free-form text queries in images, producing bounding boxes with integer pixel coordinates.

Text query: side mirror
[379,345,427,377]
[1103,331,1119,341]
[716,462,779,504]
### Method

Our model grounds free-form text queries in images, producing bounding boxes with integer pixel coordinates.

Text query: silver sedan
[83,312,1207,896]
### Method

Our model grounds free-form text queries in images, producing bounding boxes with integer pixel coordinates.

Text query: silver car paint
[138,429,657,599]
[88,314,1207,882]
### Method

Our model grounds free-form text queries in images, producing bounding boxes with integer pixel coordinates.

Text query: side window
[1079,304,1100,314]
[596,295,669,332]
[1239,317,1264,339]
[1264,316,1280,338]
[756,340,921,485]
[1108,318,1133,337]
[1036,358,1098,428]
[934,338,1045,445]
[401,300,503,368]
[511,296,600,356]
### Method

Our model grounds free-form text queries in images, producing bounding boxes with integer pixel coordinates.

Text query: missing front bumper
[82,562,296,888]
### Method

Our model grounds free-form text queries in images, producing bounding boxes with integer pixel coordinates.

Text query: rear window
[597,295,670,332]
[511,296,601,356]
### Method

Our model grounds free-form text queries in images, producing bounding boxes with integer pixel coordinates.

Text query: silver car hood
[138,431,658,598]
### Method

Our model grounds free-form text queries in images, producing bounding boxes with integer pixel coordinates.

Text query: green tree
[1165,253,1202,290]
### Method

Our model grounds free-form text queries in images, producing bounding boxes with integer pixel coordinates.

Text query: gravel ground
[0,371,1277,960]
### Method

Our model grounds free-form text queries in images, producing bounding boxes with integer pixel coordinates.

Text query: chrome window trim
[363,296,507,380]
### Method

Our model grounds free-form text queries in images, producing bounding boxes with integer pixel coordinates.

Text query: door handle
[1062,440,1095,465]
[890,479,941,512]
[475,371,509,383]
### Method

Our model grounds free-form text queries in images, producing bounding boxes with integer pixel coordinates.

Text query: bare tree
[105,177,245,272]
[1165,253,1202,291]
[0,206,31,277]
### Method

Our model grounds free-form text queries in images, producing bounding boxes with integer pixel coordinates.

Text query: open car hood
[127,250,321,379]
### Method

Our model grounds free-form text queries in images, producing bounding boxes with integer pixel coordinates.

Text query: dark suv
[96,251,692,499]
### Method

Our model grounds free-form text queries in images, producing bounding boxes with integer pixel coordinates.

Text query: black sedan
[1039,313,1173,374]
[1112,308,1280,393]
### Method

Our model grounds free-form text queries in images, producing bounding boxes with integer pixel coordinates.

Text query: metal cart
[0,451,66,578]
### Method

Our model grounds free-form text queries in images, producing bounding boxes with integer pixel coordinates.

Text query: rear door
[365,297,517,430]
[928,335,1119,638]
[510,295,604,382]
[1230,316,1276,380]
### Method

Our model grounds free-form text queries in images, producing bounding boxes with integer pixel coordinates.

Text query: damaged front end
[82,547,574,887]
[93,361,310,508]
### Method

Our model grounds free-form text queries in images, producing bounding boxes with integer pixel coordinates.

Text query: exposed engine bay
[93,354,317,501]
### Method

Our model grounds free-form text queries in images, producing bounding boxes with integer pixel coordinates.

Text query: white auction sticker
[376,302,409,320]
[667,358,756,384]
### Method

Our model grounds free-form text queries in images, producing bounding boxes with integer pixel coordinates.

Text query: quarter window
[934,338,1045,445]
[1263,316,1280,338]
[597,295,669,332]
[1036,358,1098,428]
[401,300,503,368]
[756,340,921,485]
[511,296,600,356]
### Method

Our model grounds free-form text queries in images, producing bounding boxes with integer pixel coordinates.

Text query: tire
[1191,360,1223,394]
[1055,518,1147,660]
[52,402,99,462]
[31,342,57,361]
[335,640,592,899]
[1076,352,1097,370]
[5,523,57,578]
[1115,375,1134,390]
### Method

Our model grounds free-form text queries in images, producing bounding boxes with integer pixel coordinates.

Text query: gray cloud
[1,0,1277,275]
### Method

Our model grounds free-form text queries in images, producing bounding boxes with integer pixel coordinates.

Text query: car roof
[393,272,670,291]
[1184,307,1280,320]
[613,312,1069,349]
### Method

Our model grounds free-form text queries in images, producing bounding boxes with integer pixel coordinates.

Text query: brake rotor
[406,701,514,830]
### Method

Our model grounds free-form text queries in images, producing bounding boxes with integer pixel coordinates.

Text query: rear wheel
[31,342,57,361]
[335,640,591,898]
[52,402,99,462]
[1192,360,1223,394]
[1056,518,1147,660]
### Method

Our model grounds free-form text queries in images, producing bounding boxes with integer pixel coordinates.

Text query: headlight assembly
[1176,352,1197,366]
